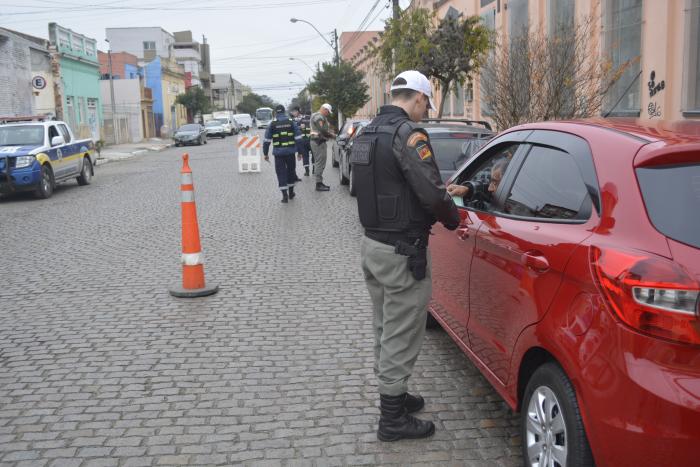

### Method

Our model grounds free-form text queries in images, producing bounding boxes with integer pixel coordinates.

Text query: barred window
[603,0,642,116]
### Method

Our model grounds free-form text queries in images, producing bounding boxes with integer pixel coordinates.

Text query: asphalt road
[0,133,520,466]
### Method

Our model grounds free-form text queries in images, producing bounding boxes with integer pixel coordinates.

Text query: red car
[429,119,700,467]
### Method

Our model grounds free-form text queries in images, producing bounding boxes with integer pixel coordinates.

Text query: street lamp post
[290,17,343,126]
[289,57,315,74]
[105,38,119,144]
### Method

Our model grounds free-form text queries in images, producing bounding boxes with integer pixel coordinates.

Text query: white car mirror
[51,135,65,146]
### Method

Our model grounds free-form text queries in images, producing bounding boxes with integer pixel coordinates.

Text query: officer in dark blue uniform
[290,106,313,177]
[263,104,304,203]
[352,70,460,442]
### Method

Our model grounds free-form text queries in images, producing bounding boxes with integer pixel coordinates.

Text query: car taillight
[348,126,355,136]
[590,246,700,345]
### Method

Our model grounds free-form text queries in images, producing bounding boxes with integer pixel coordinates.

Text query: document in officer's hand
[452,195,465,208]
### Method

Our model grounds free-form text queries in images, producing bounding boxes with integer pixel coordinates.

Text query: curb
[96,143,172,166]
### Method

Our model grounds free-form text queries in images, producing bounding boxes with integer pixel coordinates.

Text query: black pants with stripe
[274,153,296,190]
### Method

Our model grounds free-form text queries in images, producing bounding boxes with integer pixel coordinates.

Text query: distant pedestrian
[290,106,313,177]
[309,103,336,191]
[352,70,460,441]
[263,104,304,203]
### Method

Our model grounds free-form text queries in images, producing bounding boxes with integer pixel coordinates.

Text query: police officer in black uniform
[290,106,313,177]
[351,70,460,441]
[263,104,304,203]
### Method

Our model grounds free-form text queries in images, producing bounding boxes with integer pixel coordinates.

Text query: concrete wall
[0,30,54,118]
[144,57,164,136]
[59,57,102,140]
[98,51,139,79]
[100,79,143,143]
[106,27,175,61]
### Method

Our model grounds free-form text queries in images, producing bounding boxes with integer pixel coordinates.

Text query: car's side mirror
[51,135,65,146]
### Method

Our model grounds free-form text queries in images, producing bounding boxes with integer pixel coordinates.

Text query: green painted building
[49,23,102,141]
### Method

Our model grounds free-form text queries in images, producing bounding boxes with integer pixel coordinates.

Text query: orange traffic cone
[169,153,219,298]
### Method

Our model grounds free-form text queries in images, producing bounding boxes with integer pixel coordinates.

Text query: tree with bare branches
[481,17,634,131]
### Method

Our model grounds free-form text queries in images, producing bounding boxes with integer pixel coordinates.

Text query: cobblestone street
[0,133,520,466]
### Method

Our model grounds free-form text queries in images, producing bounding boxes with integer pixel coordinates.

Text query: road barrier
[169,153,219,298]
[237,134,262,173]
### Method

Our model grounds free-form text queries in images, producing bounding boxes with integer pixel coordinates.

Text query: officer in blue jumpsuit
[263,104,304,203]
[290,106,313,177]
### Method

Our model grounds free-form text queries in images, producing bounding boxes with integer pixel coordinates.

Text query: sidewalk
[96,138,172,165]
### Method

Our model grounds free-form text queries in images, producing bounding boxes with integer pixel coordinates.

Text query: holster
[395,238,428,281]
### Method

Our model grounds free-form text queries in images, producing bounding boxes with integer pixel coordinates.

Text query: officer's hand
[264,155,269,161]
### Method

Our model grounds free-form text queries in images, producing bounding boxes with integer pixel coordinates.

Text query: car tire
[76,156,92,186]
[34,164,54,199]
[175,142,180,147]
[204,137,207,144]
[522,362,594,467]
[349,166,356,197]
[197,137,202,146]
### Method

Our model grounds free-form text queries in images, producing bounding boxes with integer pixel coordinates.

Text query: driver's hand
[447,184,469,197]
[264,155,269,161]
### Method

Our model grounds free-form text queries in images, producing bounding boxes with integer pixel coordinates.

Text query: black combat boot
[405,393,425,414]
[315,182,330,192]
[304,166,310,176]
[288,186,296,199]
[281,190,288,203]
[377,394,435,442]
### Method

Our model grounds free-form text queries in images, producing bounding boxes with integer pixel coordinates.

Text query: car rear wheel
[77,157,92,186]
[522,362,594,467]
[34,164,54,199]
[349,166,356,197]
[197,137,202,146]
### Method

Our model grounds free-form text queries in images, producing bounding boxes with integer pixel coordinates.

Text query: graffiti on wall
[647,71,665,119]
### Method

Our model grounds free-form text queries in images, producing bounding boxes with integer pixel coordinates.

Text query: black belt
[365,230,428,247]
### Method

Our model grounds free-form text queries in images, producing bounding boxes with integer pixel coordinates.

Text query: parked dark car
[339,119,493,196]
[333,119,370,168]
[429,119,700,467]
[173,124,207,146]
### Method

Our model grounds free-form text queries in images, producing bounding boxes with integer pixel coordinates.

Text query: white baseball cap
[390,70,436,111]
[321,103,332,112]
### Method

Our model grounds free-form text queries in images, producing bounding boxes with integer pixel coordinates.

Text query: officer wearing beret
[309,103,336,191]
[351,70,460,441]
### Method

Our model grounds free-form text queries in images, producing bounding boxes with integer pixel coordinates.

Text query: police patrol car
[0,119,96,199]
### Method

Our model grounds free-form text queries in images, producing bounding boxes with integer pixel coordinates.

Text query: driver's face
[488,167,503,193]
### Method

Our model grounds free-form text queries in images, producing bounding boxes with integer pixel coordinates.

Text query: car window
[502,145,591,220]
[453,143,520,212]
[430,137,491,171]
[637,163,700,248]
[48,125,60,145]
[58,124,72,143]
[180,124,199,131]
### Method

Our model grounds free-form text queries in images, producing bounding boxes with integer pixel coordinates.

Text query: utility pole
[106,40,119,145]
[333,28,343,128]
[392,0,400,75]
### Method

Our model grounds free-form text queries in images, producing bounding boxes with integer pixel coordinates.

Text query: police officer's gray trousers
[310,140,327,183]
[360,235,432,396]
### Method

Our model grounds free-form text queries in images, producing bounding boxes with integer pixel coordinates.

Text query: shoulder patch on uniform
[417,144,432,160]
[407,132,428,148]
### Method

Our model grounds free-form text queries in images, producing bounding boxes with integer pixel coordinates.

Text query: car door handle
[457,226,471,240]
[521,251,549,272]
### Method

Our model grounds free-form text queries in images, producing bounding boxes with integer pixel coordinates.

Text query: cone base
[169,284,219,298]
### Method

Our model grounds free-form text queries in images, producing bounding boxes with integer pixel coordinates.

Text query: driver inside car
[447,158,509,205]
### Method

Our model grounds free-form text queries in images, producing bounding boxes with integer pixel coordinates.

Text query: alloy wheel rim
[526,386,567,467]
[42,170,50,192]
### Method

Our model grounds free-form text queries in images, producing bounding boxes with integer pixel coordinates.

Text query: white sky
[1,0,410,104]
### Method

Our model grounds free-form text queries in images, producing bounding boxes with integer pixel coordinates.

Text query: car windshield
[637,163,700,248]
[215,119,228,124]
[206,121,221,127]
[179,124,199,131]
[0,125,44,146]
[256,109,272,120]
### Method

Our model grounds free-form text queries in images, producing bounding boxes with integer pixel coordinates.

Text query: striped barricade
[237,134,262,173]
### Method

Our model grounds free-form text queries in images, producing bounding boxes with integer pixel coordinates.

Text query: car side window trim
[524,130,601,215]
[494,143,594,224]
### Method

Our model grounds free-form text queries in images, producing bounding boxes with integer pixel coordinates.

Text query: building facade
[173,31,202,88]
[340,31,388,119]
[48,23,101,141]
[105,27,175,62]
[0,28,55,119]
[211,73,243,111]
[406,0,700,125]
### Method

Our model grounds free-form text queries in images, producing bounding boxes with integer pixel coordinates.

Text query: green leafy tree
[307,61,369,124]
[424,15,491,118]
[236,92,278,115]
[289,88,312,114]
[175,86,211,122]
[371,8,434,79]
[371,8,492,118]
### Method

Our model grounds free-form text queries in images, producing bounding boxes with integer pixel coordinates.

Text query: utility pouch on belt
[395,239,427,281]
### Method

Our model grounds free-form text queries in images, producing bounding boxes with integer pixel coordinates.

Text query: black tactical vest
[270,119,296,148]
[351,115,435,234]
[298,115,311,138]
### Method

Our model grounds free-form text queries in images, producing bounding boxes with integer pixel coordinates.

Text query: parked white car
[233,114,253,131]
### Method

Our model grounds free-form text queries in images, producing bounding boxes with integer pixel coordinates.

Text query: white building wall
[106,27,174,60]
[100,79,143,143]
